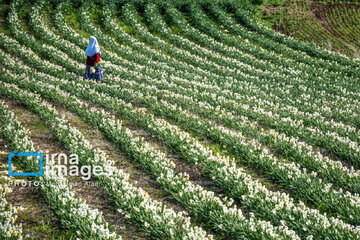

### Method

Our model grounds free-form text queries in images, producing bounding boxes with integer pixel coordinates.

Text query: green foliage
[251,0,264,5]
[263,0,284,6]
[47,0,254,9]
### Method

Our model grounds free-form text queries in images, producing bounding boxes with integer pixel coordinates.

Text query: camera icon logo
[8,150,43,176]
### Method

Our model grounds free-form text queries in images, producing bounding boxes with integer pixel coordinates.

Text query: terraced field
[0,0,359,239]
[261,0,360,56]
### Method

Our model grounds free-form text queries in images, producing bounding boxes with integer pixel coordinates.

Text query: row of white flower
[125,2,313,84]
[55,1,226,89]
[1,63,303,239]
[80,63,360,190]
[126,2,360,102]
[98,53,360,169]
[4,2,360,238]
[98,72,360,194]
[8,0,83,76]
[1,41,358,238]
[23,69,360,239]
[65,2,360,161]
[8,1,82,76]
[0,76,211,240]
[76,71,360,226]
[121,2,277,83]
[3,4,360,206]
[125,0,360,99]
[78,2,360,147]
[105,63,360,156]
[44,0,193,83]
[78,3,213,78]
[0,163,26,184]
[164,3,354,86]
[207,4,360,77]
[151,79,360,165]
[3,6,360,223]
[0,100,120,240]
[57,0,356,135]
[0,16,302,235]
[29,1,85,62]
[166,3,360,125]
[146,3,360,133]
[49,0,360,135]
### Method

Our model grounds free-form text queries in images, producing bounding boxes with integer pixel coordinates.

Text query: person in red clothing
[84,36,103,83]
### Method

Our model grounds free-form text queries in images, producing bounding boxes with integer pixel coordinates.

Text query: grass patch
[0,2,11,35]
[253,2,286,29]
[64,4,89,39]
[22,217,76,240]
[29,119,48,131]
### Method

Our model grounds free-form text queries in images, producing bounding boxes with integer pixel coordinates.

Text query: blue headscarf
[85,36,101,57]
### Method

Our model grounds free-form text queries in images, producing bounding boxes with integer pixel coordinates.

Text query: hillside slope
[258,0,360,57]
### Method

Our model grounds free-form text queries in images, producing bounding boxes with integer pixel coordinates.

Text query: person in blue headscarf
[84,36,103,83]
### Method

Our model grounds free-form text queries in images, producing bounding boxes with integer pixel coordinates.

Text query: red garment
[86,53,100,66]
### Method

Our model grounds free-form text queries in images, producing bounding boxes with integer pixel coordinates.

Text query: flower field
[0,0,359,239]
